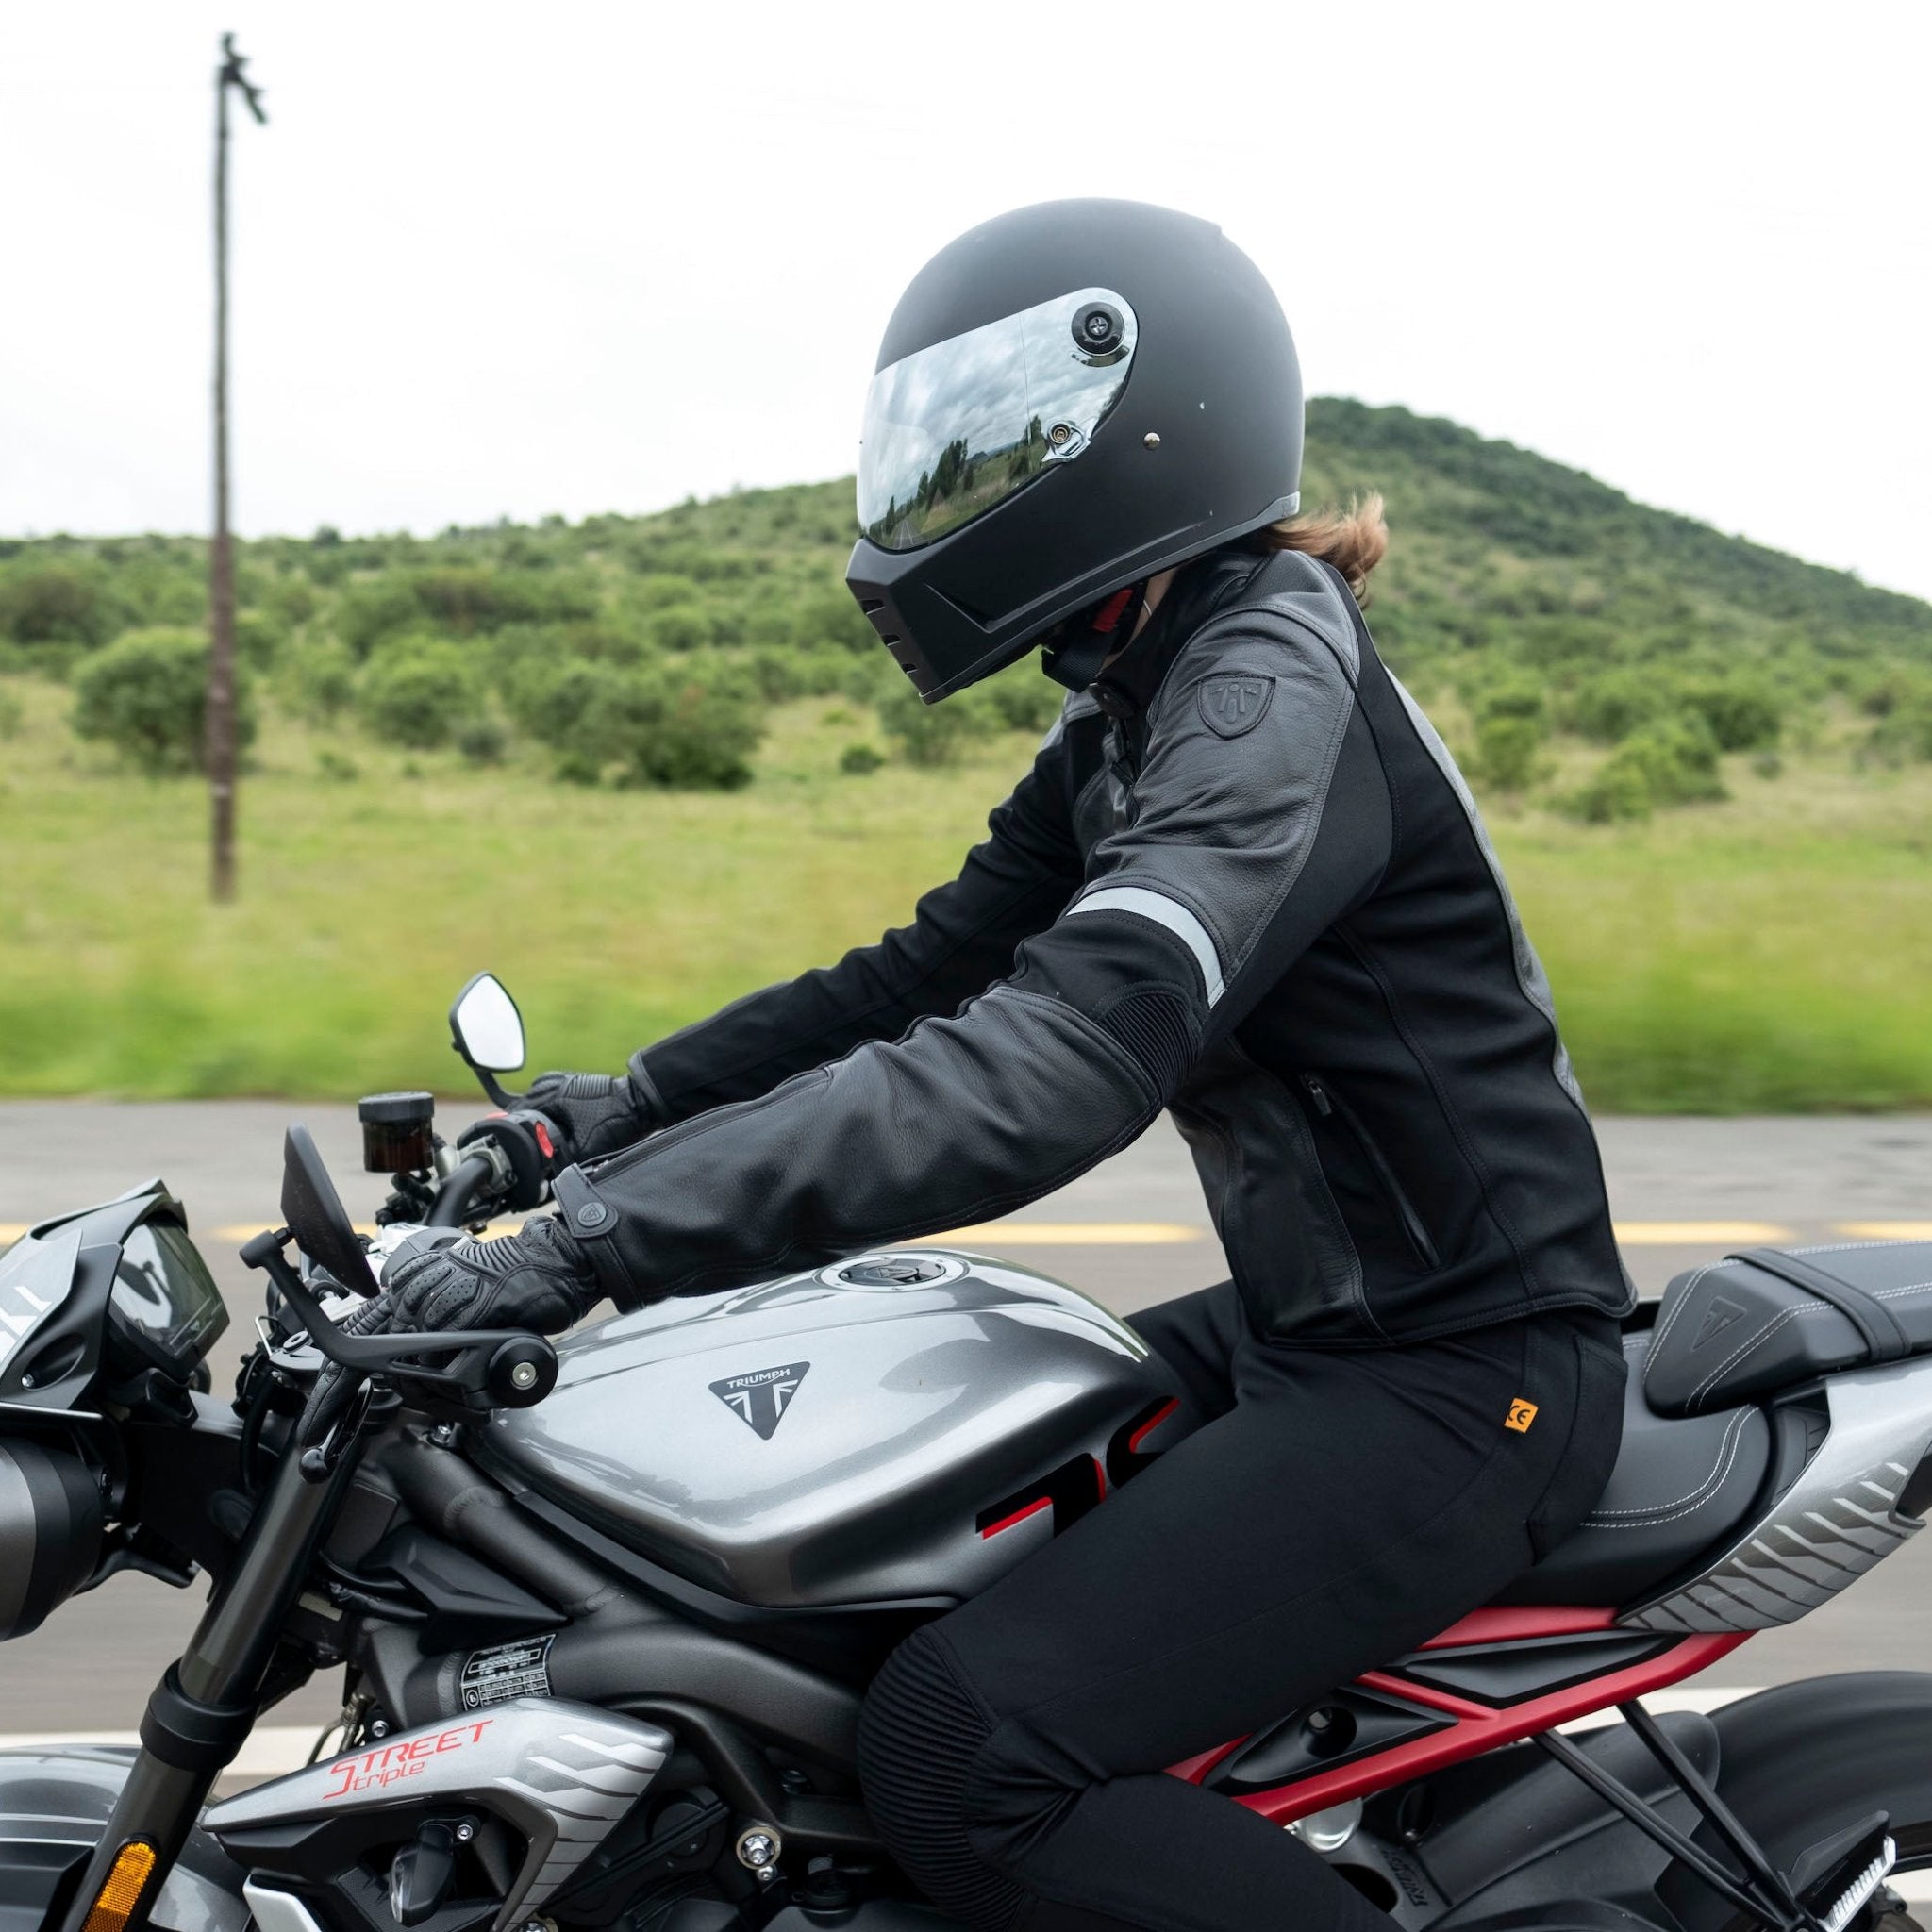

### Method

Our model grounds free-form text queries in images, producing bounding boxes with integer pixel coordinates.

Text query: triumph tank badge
[711,1361,810,1439]
[1198,672,1274,738]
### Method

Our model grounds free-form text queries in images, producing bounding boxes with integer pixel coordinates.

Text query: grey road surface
[1,1101,1928,1737]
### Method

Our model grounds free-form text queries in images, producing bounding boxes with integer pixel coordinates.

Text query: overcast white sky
[3,2,1927,597]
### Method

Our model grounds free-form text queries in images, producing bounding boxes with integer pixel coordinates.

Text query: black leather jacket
[556,548,1633,1345]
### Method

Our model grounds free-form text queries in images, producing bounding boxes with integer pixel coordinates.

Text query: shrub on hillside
[629,573,706,610]
[623,664,762,790]
[514,657,763,789]
[409,567,598,635]
[642,604,715,653]
[335,578,423,658]
[338,569,598,657]
[234,609,289,670]
[1464,675,1548,792]
[0,561,126,652]
[1683,675,1783,752]
[284,641,358,723]
[455,716,509,766]
[72,627,255,774]
[877,680,999,767]
[1562,716,1726,823]
[983,665,1064,734]
[359,638,484,749]
[1865,686,1932,764]
[1565,667,1663,743]
[1474,713,1544,792]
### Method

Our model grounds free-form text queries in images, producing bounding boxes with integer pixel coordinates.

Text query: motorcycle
[3,973,1931,1932]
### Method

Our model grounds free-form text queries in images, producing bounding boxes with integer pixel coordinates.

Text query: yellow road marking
[212,1223,385,1242]
[12,1216,1928,1259]
[916,1222,1205,1247]
[1611,1221,1792,1245]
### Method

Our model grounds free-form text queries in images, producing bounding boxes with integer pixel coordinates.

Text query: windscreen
[858,287,1138,552]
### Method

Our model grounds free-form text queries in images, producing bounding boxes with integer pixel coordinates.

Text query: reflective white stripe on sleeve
[1066,886,1225,1006]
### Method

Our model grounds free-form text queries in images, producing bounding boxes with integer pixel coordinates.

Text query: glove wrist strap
[550,1169,641,1310]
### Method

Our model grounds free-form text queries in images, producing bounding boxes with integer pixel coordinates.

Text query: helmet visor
[857,287,1139,553]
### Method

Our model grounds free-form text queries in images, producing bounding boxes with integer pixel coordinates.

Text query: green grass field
[4,675,1927,1111]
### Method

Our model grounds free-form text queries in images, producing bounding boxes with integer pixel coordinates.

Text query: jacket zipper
[1299,1074,1441,1270]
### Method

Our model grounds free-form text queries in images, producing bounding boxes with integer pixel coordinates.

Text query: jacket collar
[1091,547,1266,721]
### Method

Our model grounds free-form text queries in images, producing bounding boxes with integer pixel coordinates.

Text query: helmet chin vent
[859,599,886,615]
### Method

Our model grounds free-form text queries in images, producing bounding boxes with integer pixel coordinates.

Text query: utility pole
[208,33,266,903]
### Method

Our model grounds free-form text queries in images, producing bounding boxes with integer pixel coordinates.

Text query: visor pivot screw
[1142,432,1161,449]
[1049,424,1073,447]
[1074,303,1124,355]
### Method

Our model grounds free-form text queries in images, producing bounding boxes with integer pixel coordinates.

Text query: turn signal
[81,1840,158,1932]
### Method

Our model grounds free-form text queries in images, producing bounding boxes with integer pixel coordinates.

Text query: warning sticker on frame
[459,1635,554,1709]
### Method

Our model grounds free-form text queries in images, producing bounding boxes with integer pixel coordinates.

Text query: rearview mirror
[449,974,525,1108]
[451,974,526,1073]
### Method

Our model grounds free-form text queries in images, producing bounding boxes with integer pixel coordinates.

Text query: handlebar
[426,1152,495,1228]
[240,1226,558,1449]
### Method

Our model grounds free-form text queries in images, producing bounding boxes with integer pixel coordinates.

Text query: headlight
[0,1439,104,1639]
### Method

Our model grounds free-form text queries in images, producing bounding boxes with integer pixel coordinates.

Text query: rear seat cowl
[1645,1241,1932,1417]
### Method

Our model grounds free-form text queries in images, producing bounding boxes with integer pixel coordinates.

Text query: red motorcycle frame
[1171,1605,1750,1824]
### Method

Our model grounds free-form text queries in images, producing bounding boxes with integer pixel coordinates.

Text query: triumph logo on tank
[710,1360,809,1439]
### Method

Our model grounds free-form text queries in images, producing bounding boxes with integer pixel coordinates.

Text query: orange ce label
[1506,1399,1539,1435]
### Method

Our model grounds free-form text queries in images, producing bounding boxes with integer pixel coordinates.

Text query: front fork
[58,1441,358,1932]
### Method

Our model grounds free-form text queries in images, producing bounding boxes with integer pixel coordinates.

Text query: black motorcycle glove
[382,1212,600,1334]
[299,1216,599,1453]
[519,1071,655,1163]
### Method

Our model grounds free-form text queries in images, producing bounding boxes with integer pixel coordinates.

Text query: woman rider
[361,199,1633,1929]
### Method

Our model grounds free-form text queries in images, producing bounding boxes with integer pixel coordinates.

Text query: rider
[370,199,1635,1930]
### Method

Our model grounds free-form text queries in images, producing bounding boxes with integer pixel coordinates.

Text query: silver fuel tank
[483,1251,1171,1608]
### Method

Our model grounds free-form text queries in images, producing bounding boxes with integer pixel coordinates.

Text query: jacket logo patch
[1505,1398,1539,1434]
[1198,673,1274,738]
[711,1361,809,1439]
[1693,1295,1749,1349]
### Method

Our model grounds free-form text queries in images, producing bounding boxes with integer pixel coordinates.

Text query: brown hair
[1252,491,1388,606]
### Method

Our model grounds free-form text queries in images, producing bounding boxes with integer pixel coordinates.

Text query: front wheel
[1661,1674,1932,1932]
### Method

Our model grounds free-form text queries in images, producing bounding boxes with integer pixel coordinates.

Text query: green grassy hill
[7,397,1931,808]
[2,400,1928,1108]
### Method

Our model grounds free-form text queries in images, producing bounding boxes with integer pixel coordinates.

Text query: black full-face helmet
[845,198,1302,701]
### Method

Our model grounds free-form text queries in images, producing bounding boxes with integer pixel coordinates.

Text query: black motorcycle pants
[858,1285,1626,1931]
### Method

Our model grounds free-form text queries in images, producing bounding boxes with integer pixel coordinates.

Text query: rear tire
[1658,1674,1932,1932]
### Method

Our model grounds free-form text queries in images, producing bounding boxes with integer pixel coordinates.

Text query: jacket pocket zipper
[1299,1074,1441,1270]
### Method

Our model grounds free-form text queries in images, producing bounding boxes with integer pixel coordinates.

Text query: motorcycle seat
[1495,1333,1772,1607]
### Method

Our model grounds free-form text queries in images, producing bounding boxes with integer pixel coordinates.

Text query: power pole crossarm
[208,32,266,904]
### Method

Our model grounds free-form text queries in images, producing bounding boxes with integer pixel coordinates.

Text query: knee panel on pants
[858,1625,1031,1932]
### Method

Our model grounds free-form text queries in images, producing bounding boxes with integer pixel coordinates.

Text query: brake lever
[242,1227,558,1407]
